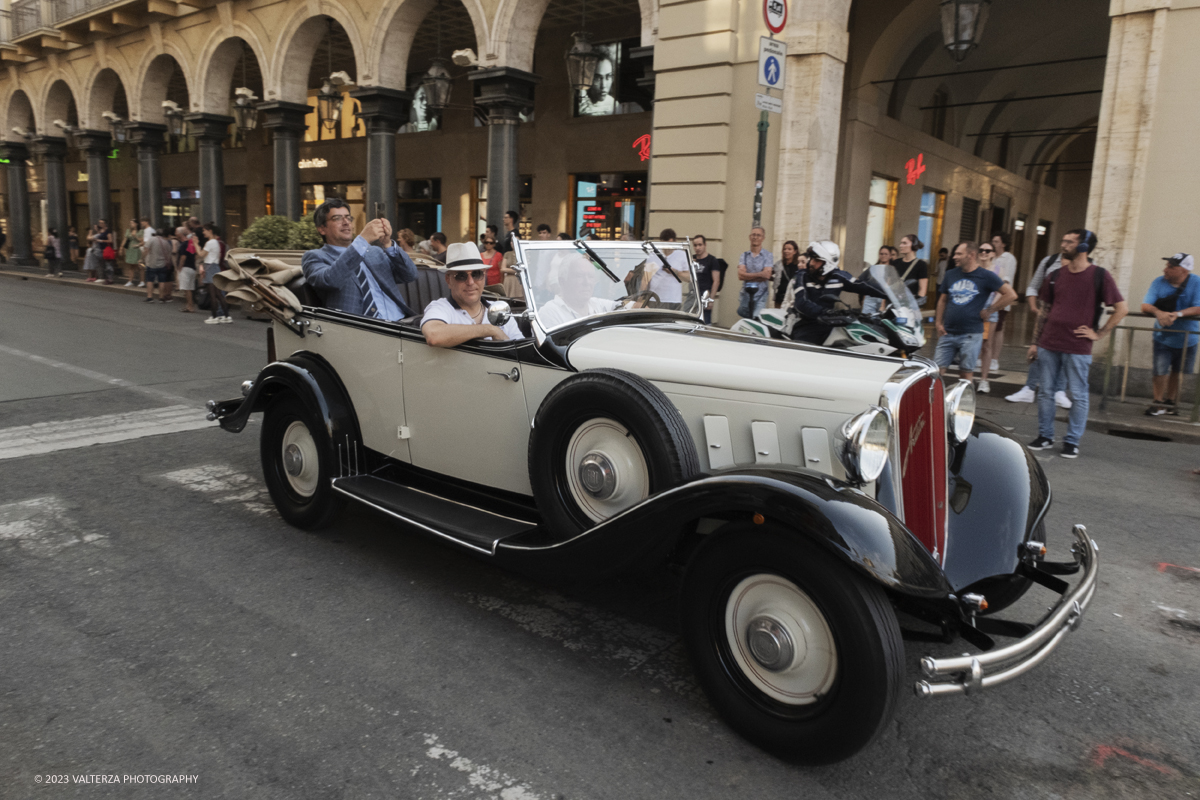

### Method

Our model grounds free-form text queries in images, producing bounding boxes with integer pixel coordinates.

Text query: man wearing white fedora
[422,242,524,347]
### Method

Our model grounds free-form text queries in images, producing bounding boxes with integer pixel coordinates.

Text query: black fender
[496,468,953,599]
[212,353,362,452]
[941,417,1051,593]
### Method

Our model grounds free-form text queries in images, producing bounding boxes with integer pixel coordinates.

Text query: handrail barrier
[1099,311,1199,423]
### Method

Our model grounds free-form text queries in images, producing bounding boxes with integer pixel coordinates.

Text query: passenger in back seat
[301,199,418,321]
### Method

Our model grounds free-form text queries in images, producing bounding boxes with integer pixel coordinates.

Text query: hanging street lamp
[162,100,186,138]
[232,87,259,135]
[565,31,600,91]
[52,119,79,149]
[101,111,126,142]
[421,58,453,111]
[940,0,991,63]
[317,71,352,131]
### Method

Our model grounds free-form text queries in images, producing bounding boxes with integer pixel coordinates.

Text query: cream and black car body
[210,238,1098,764]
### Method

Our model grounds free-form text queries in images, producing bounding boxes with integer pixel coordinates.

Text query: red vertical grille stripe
[897,376,948,563]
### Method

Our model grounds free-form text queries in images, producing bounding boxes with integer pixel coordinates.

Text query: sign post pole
[753,112,768,227]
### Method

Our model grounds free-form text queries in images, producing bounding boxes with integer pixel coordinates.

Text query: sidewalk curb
[977,395,1200,446]
[0,269,183,298]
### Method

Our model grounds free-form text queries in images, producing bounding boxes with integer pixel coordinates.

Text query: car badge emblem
[903,412,926,478]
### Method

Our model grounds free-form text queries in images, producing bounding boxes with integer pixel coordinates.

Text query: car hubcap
[578,453,617,499]
[564,418,649,523]
[281,420,320,498]
[724,574,837,704]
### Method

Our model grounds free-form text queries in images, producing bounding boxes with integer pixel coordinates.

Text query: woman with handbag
[44,228,62,277]
[121,219,144,287]
[83,224,104,282]
[94,219,116,284]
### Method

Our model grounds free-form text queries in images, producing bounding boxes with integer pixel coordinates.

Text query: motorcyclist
[787,240,888,345]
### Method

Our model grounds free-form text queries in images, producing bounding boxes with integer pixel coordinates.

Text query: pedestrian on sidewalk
[1141,253,1200,416]
[772,240,803,309]
[1006,249,1072,408]
[934,241,1017,384]
[44,228,62,277]
[692,234,722,324]
[121,219,144,287]
[175,226,197,312]
[200,222,231,324]
[0,228,7,263]
[736,227,773,319]
[95,220,116,284]
[977,233,1018,393]
[66,226,77,265]
[83,223,104,282]
[1026,230,1128,459]
[143,228,175,303]
[894,234,929,306]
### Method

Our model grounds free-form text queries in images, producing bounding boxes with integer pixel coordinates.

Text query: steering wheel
[616,290,662,309]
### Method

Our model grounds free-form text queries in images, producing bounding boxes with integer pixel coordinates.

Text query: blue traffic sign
[764,56,780,86]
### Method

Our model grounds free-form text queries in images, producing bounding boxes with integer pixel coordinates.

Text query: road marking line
[0,406,215,460]
[421,733,544,800]
[160,464,274,516]
[0,343,194,405]
[0,496,104,556]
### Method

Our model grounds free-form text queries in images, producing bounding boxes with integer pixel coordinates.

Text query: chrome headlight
[838,406,892,484]
[945,380,976,444]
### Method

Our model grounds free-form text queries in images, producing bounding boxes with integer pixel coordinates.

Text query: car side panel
[274,319,411,462]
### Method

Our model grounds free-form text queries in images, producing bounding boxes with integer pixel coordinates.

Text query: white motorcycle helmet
[805,240,841,275]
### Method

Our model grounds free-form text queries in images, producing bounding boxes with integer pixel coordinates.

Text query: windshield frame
[511,236,704,342]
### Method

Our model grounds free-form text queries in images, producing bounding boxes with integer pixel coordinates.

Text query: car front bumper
[915,524,1098,698]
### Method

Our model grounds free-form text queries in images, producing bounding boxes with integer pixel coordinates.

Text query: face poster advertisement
[573,40,649,118]
[400,73,442,134]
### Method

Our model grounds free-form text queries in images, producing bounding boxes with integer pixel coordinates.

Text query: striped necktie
[356,264,380,319]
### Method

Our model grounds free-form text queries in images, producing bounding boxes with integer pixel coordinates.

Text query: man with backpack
[1141,253,1200,416]
[1027,230,1128,458]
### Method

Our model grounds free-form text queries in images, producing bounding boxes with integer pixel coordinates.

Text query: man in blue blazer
[301,198,419,320]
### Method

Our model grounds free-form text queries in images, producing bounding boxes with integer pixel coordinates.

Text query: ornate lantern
[232,87,259,135]
[565,31,600,91]
[422,58,453,111]
[162,100,185,138]
[940,0,991,63]
[102,111,126,143]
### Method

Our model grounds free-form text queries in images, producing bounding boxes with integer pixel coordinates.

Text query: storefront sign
[763,0,787,34]
[757,38,786,90]
[632,134,651,162]
[905,153,927,185]
[582,204,605,229]
[755,93,782,114]
[299,158,328,169]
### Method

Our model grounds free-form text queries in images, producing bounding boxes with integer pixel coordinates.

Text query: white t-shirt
[203,238,221,265]
[538,295,620,329]
[143,227,155,245]
[646,250,689,303]
[994,251,1017,284]
[421,297,524,341]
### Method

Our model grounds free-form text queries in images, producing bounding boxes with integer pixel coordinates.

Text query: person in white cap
[422,242,524,348]
[1140,253,1200,416]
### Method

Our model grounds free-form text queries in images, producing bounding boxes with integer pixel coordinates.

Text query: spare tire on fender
[528,368,700,536]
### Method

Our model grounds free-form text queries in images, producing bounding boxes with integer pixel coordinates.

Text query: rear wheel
[261,392,345,529]
[682,527,904,764]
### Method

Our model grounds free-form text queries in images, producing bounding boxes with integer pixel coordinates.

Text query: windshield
[864,263,922,328]
[516,240,702,331]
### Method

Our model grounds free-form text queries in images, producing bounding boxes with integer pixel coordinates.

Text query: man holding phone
[302,198,419,320]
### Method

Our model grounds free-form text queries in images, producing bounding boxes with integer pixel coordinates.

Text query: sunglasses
[979,248,995,253]
[450,270,486,282]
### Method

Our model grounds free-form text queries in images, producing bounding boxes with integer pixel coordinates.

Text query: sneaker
[977,380,990,394]
[1054,391,1073,409]
[1061,443,1079,459]
[85,277,97,282]
[1028,436,1055,450]
[1006,386,1037,403]
[124,281,134,286]
[204,317,222,324]
[1146,404,1167,417]
[219,316,233,324]
[142,297,155,303]
[990,359,1000,372]
[137,281,146,287]
[1164,406,1180,417]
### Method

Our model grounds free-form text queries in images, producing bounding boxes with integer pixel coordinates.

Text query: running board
[331,475,539,555]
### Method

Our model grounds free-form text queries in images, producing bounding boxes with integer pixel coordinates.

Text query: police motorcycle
[731,254,925,359]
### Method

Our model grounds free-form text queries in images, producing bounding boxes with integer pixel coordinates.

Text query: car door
[400,336,533,495]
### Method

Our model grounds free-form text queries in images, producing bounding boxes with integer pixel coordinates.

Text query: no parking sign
[763,0,787,34]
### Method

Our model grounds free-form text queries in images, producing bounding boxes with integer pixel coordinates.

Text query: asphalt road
[1,276,1198,800]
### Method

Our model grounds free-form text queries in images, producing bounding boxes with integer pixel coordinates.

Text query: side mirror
[487,300,512,327]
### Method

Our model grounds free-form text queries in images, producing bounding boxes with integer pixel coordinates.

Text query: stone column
[126,123,166,231]
[184,113,234,231]
[1,141,36,265]
[468,68,539,231]
[31,136,69,267]
[76,130,112,228]
[258,101,309,220]
[349,88,408,227]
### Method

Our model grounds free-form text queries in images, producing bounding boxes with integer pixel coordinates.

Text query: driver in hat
[422,242,525,348]
[788,240,888,345]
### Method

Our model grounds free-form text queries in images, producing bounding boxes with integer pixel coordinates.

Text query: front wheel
[261,392,345,529]
[681,527,904,764]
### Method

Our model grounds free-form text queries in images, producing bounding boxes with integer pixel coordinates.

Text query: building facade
[0,0,1194,333]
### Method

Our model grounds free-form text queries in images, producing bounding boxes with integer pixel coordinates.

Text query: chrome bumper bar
[915,524,1098,698]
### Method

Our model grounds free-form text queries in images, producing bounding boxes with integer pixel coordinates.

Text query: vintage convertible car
[210,238,1098,764]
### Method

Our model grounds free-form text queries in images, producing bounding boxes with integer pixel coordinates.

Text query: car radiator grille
[897,375,948,564]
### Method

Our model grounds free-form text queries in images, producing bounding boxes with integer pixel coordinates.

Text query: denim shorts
[1152,339,1197,376]
[934,332,984,372]
[145,266,173,284]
